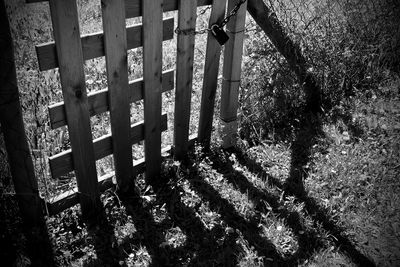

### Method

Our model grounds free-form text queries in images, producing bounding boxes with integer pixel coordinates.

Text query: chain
[220,0,247,28]
[199,6,212,16]
[175,0,247,36]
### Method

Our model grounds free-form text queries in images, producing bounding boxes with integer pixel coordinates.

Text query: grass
[19,77,396,266]
[1,0,400,266]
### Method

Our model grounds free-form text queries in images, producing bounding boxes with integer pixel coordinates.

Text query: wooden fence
[23,0,247,219]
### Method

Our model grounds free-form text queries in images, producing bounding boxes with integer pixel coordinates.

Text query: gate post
[220,0,247,148]
[0,1,53,265]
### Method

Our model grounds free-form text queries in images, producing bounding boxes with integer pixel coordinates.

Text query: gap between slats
[49,114,168,179]
[36,18,174,71]
[27,0,212,19]
[48,70,174,129]
[46,135,198,215]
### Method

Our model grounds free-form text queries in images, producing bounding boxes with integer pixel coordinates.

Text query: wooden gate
[26,0,247,219]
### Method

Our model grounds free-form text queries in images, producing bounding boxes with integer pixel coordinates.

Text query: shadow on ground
[79,113,375,266]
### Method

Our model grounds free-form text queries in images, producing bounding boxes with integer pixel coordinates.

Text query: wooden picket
[198,0,227,148]
[174,0,197,160]
[24,0,249,217]
[48,0,101,219]
[142,0,163,182]
[220,0,248,148]
[101,0,133,191]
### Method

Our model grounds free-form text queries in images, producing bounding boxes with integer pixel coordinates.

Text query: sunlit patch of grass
[259,215,300,257]
[162,226,187,249]
[124,245,151,267]
[303,79,400,266]
[301,247,356,267]
[247,144,292,183]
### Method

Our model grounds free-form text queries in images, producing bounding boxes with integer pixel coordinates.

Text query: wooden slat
[46,135,198,215]
[142,0,163,181]
[49,114,168,179]
[48,0,100,219]
[48,70,174,129]
[36,18,174,71]
[27,0,212,18]
[101,0,133,191]
[125,0,211,18]
[174,0,197,160]
[220,0,247,148]
[198,0,227,148]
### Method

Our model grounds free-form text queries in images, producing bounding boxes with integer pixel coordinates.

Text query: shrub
[239,0,400,144]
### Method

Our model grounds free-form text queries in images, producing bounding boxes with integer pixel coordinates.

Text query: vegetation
[1,0,399,266]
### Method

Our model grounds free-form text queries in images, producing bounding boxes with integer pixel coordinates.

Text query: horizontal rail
[36,17,174,71]
[27,0,212,19]
[46,135,198,215]
[48,70,174,129]
[49,114,168,178]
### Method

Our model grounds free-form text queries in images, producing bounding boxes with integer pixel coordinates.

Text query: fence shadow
[152,180,242,266]
[83,209,119,267]
[121,192,171,266]
[232,112,376,267]
[83,112,375,266]
[207,151,325,265]
[119,182,242,266]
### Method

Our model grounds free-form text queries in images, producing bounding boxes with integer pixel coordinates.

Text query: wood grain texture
[220,0,247,148]
[198,0,227,148]
[49,70,174,129]
[28,0,212,18]
[173,0,197,160]
[101,0,133,191]
[48,0,100,219]
[142,0,163,182]
[49,115,168,179]
[36,18,174,71]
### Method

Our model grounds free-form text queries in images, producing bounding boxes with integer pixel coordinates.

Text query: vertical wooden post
[0,3,42,230]
[220,0,247,148]
[49,0,101,219]
[142,0,163,182]
[101,0,134,192]
[174,0,197,160]
[198,0,227,149]
[0,1,53,265]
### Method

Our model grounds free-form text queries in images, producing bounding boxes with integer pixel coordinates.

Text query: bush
[239,0,400,144]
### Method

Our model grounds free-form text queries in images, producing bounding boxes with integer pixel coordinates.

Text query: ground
[2,80,398,266]
[1,0,399,265]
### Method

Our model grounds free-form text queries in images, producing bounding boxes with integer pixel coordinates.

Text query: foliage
[239,0,400,144]
[1,0,399,266]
